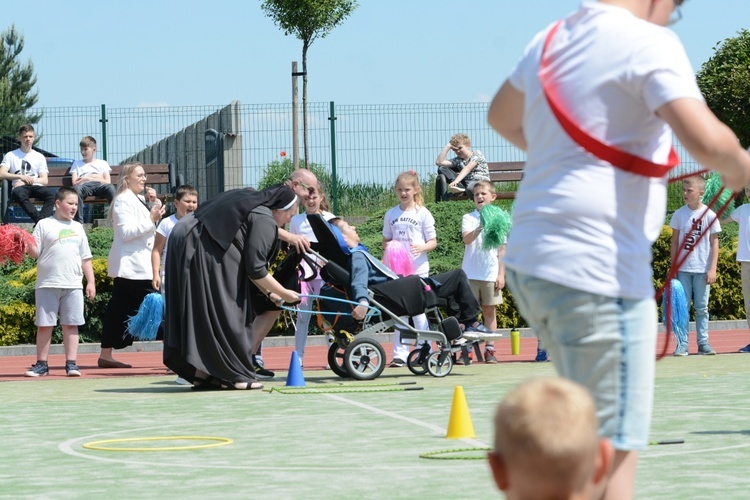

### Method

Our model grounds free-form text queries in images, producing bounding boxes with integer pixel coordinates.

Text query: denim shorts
[506,268,656,450]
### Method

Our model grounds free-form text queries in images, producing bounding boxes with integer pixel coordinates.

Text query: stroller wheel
[327,343,351,378]
[343,338,386,381]
[426,351,453,378]
[407,349,428,376]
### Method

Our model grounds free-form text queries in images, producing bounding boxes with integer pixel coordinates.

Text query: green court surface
[1,355,749,499]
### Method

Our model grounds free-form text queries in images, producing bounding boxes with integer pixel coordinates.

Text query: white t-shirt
[32,217,92,289]
[290,210,335,275]
[462,210,502,282]
[0,148,48,187]
[290,210,335,242]
[382,205,436,278]
[669,205,721,273]
[504,1,703,299]
[731,204,750,262]
[69,158,111,180]
[155,214,179,278]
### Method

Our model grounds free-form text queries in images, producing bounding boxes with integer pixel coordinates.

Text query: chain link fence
[6,102,700,216]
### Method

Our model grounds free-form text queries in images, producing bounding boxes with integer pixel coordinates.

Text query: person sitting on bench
[326,216,491,334]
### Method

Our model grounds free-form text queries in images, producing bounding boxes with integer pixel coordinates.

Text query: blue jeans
[506,268,656,450]
[73,182,116,222]
[676,271,710,347]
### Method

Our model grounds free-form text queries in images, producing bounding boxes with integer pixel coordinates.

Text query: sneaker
[673,344,689,357]
[25,361,49,377]
[454,352,473,365]
[389,358,406,368]
[65,362,81,377]
[535,349,548,362]
[174,376,191,385]
[448,185,465,194]
[738,343,750,353]
[698,344,716,356]
[484,349,498,364]
[252,355,275,379]
[465,322,491,334]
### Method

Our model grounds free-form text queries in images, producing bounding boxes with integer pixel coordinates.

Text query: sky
[4,1,750,110]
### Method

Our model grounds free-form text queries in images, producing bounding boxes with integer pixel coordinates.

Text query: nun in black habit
[163,185,300,390]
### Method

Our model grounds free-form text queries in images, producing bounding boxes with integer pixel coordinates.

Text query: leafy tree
[260,0,358,166]
[696,29,750,147]
[0,24,41,138]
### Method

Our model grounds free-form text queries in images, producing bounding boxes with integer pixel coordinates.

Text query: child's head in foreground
[489,377,613,500]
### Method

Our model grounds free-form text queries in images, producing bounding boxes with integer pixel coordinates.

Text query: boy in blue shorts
[24,186,96,377]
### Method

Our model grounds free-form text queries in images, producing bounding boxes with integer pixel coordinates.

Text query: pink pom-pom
[382,240,415,277]
[0,225,35,264]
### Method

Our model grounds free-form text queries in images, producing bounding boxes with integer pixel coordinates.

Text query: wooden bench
[435,161,525,202]
[1,163,179,223]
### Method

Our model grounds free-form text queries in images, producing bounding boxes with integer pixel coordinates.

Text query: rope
[279,293,381,320]
[419,447,493,460]
[267,386,424,395]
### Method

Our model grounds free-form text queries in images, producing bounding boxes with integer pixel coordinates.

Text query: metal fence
[13,101,700,215]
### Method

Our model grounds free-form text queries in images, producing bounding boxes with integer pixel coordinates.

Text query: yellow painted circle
[82,436,233,452]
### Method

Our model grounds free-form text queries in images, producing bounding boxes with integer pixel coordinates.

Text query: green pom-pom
[480,204,512,250]
[702,172,735,217]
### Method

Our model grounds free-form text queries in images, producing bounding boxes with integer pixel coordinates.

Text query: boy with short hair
[669,175,720,356]
[721,181,750,353]
[24,186,96,377]
[152,184,198,385]
[488,377,614,499]
[461,180,505,363]
[435,133,490,199]
[0,124,55,223]
[151,185,199,292]
[69,136,116,223]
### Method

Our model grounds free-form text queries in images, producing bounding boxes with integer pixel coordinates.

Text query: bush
[0,229,114,346]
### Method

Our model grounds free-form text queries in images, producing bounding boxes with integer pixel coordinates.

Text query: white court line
[325,393,489,448]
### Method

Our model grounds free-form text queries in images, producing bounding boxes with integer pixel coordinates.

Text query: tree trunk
[302,41,310,167]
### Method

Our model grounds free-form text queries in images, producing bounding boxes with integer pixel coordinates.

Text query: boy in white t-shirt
[151,185,198,385]
[151,185,199,292]
[24,187,96,377]
[461,180,506,363]
[69,136,116,223]
[487,1,750,496]
[722,181,750,353]
[669,175,720,356]
[0,124,55,223]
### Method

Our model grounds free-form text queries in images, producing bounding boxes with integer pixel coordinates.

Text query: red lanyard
[538,20,736,360]
[539,21,679,178]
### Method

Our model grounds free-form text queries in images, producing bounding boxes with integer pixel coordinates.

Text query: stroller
[304,214,486,381]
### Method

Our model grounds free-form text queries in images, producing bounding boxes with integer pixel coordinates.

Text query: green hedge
[2,211,746,346]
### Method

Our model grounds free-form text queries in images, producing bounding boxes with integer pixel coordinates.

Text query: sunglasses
[668,0,684,26]
[298,180,316,195]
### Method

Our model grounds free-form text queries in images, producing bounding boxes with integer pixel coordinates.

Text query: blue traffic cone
[286,350,306,387]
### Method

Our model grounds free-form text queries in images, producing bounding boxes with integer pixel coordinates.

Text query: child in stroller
[306,214,497,379]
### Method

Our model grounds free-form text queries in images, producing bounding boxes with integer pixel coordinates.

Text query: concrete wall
[122,100,243,201]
